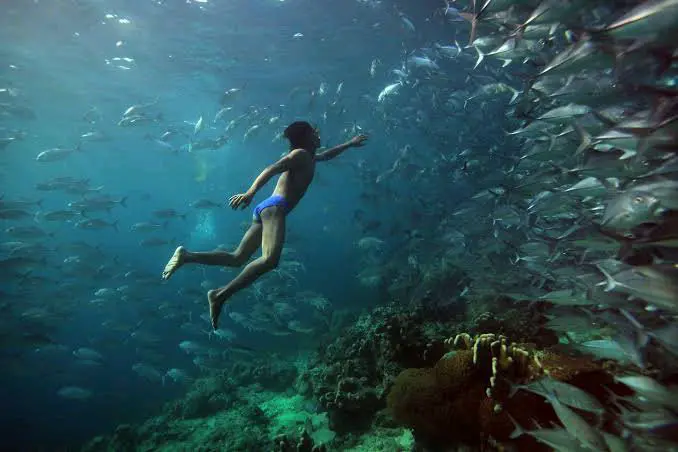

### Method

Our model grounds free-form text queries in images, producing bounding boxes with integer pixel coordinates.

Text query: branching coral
[445,332,542,401]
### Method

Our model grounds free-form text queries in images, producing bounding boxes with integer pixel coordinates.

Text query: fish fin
[619,149,637,160]
[563,331,575,344]
[508,382,522,398]
[572,121,592,155]
[473,46,484,70]
[506,412,525,439]
[120,196,128,208]
[590,109,617,128]
[536,379,558,405]
[112,221,119,232]
[619,308,649,348]
[595,264,618,292]
[508,88,521,105]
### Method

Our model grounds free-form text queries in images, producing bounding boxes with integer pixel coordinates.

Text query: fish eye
[632,196,645,204]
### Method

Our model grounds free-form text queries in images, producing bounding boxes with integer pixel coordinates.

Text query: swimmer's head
[284,121,320,151]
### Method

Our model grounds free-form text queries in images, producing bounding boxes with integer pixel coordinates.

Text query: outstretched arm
[315,134,369,162]
[229,150,309,209]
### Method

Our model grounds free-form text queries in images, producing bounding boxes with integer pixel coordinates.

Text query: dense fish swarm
[382,0,678,449]
[2,0,678,450]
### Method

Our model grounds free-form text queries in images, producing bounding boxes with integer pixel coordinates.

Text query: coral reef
[82,387,336,452]
[298,303,454,434]
[273,429,327,452]
[82,356,304,452]
[386,331,620,450]
[297,298,551,435]
[80,307,596,452]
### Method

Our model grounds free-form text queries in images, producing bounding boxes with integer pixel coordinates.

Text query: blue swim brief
[252,195,288,222]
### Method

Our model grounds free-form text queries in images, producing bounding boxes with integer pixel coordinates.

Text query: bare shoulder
[289,148,312,156]
[288,148,314,163]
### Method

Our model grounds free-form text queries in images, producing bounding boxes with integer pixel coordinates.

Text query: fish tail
[595,264,618,292]
[619,308,649,348]
[507,381,523,399]
[112,221,119,232]
[507,412,525,439]
[472,46,484,70]
[544,132,558,153]
[572,121,592,155]
[508,87,521,105]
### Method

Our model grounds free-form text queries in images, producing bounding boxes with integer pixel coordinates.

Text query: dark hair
[284,121,315,148]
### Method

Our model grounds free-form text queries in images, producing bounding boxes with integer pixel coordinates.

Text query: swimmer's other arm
[315,134,369,162]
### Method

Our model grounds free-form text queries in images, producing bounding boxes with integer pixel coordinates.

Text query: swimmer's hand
[229,192,253,210]
[350,134,369,147]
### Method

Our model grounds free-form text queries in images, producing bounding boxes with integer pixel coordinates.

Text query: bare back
[271,148,316,212]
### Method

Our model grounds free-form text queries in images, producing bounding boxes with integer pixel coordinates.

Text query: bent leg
[208,208,285,328]
[161,223,262,280]
[185,223,262,265]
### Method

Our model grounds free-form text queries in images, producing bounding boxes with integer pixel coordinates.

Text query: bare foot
[162,246,186,280]
[207,290,224,330]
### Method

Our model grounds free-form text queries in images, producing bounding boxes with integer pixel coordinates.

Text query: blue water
[1,0,456,448]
